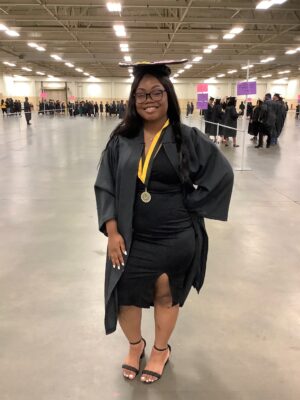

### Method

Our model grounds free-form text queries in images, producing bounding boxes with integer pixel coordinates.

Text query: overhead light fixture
[203,49,212,53]
[0,24,8,31]
[128,67,133,73]
[249,77,257,81]
[208,44,218,49]
[174,73,179,77]
[3,61,16,67]
[124,55,131,62]
[256,1,273,9]
[65,62,74,67]
[217,74,225,77]
[51,54,63,61]
[260,57,275,63]
[89,75,96,79]
[36,71,45,75]
[285,49,297,55]
[83,72,89,76]
[223,33,235,39]
[192,56,202,62]
[75,68,83,72]
[47,75,54,78]
[228,69,237,74]
[241,65,254,69]
[113,24,126,37]
[28,42,38,48]
[22,67,32,72]
[106,2,122,12]
[230,27,244,34]
[5,30,20,37]
[36,46,45,51]
[178,69,184,74]
[120,43,129,52]
[278,70,290,74]
[262,74,272,78]
[184,64,192,69]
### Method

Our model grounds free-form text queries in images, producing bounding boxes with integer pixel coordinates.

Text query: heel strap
[154,344,170,352]
[129,337,143,345]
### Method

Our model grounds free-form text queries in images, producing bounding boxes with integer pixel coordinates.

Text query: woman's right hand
[108,232,127,269]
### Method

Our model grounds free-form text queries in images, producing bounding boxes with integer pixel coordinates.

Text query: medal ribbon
[138,119,169,184]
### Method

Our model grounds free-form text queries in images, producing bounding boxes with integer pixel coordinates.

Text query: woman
[95,61,233,384]
[211,98,224,142]
[223,96,240,147]
[248,100,263,143]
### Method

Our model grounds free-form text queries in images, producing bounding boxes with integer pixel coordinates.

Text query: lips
[143,106,158,112]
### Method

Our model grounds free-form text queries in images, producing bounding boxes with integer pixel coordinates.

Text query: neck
[143,116,168,135]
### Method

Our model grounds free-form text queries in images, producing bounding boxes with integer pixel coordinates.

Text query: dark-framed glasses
[134,89,166,104]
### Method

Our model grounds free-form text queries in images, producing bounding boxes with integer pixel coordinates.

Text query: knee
[154,292,173,308]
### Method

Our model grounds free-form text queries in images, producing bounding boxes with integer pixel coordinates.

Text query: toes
[123,369,135,380]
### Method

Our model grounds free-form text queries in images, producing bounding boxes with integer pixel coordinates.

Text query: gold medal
[141,190,152,203]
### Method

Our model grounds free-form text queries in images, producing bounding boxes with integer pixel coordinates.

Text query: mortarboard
[119,59,188,77]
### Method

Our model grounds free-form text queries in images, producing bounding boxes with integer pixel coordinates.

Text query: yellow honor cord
[138,119,169,183]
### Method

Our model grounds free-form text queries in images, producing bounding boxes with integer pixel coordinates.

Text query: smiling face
[134,74,168,123]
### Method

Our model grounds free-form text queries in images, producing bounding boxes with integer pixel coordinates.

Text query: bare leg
[141,274,179,383]
[119,306,144,380]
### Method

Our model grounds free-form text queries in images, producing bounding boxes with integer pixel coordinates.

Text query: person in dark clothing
[118,99,126,119]
[211,98,223,142]
[223,97,240,147]
[190,101,194,115]
[94,101,99,116]
[95,61,233,384]
[1,99,7,115]
[203,97,214,136]
[100,101,104,115]
[239,101,245,116]
[105,101,109,116]
[186,101,191,117]
[258,93,277,148]
[296,104,299,119]
[246,102,253,118]
[23,97,32,125]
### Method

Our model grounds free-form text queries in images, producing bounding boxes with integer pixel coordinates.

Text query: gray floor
[0,111,299,400]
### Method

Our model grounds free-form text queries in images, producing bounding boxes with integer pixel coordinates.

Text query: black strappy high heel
[141,344,171,384]
[122,338,146,380]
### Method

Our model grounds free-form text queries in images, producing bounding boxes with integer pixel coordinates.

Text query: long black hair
[109,65,190,183]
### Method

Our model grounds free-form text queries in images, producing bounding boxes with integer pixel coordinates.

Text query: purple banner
[197,93,208,102]
[197,101,208,110]
[237,81,257,96]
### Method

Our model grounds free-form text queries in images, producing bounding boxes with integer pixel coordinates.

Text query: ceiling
[0,0,299,80]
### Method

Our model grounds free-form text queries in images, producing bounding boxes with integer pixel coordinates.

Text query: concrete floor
[0,111,299,400]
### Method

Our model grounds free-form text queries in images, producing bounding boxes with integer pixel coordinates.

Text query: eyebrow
[136,84,164,91]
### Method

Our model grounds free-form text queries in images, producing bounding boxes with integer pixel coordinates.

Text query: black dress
[117,146,196,308]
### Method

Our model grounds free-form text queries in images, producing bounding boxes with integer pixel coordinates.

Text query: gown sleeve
[185,128,234,221]
[94,136,119,236]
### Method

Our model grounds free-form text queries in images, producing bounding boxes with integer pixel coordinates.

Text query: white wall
[1,74,300,104]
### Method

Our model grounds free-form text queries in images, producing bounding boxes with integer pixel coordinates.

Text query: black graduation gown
[95,123,234,334]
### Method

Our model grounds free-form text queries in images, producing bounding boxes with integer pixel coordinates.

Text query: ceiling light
[241,65,254,69]
[128,67,133,73]
[3,61,16,67]
[272,0,287,4]
[5,30,20,37]
[28,42,38,48]
[0,24,8,31]
[192,56,202,62]
[174,74,179,77]
[83,72,89,76]
[184,64,192,69]
[106,2,122,12]
[278,70,290,74]
[208,44,218,49]
[47,75,54,78]
[223,33,235,39]
[89,76,96,79]
[230,27,244,34]
[51,54,62,61]
[22,67,32,72]
[113,24,126,37]
[203,49,212,53]
[285,49,297,55]
[260,57,275,63]
[217,74,225,77]
[75,68,83,72]
[256,1,273,9]
[262,74,272,78]
[65,62,74,67]
[178,69,184,74]
[36,46,45,51]
[120,43,129,52]
[36,71,45,75]
[249,77,257,81]
[124,55,131,62]
[228,69,237,74]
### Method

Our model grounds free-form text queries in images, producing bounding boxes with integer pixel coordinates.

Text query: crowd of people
[66,99,126,118]
[201,94,289,148]
[1,98,22,115]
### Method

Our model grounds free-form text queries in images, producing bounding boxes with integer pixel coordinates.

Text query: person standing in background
[24,97,32,125]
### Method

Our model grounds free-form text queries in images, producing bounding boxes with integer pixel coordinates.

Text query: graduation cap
[209,97,215,101]
[119,59,188,77]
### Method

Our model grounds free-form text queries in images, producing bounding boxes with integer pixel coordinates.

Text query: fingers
[110,240,127,270]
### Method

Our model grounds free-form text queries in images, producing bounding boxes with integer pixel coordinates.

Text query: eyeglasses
[134,89,166,104]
